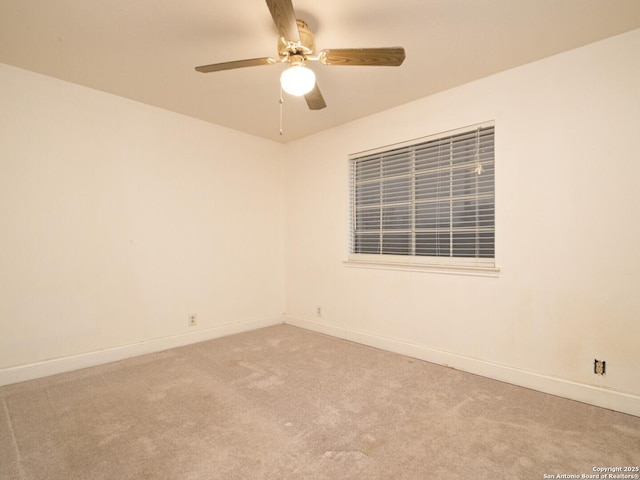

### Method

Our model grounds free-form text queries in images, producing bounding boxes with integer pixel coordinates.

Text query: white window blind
[349,124,495,267]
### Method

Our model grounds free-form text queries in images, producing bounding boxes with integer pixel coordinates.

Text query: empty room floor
[1,324,639,479]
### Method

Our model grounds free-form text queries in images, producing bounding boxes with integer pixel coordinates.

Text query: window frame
[346,122,499,277]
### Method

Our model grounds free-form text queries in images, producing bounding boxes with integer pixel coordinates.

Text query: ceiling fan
[195,0,406,111]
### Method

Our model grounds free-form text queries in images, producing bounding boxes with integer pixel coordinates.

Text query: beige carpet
[1,325,638,479]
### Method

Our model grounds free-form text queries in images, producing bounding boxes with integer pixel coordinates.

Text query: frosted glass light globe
[280,65,316,96]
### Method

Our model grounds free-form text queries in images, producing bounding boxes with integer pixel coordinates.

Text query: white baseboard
[284,316,640,418]
[5,315,638,417]
[0,316,284,387]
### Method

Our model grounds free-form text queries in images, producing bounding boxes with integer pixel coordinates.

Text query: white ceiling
[1,0,638,143]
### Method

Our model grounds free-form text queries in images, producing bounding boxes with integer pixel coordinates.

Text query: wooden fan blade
[265,0,300,44]
[195,57,277,73]
[319,47,406,67]
[305,83,326,110]
[196,57,276,73]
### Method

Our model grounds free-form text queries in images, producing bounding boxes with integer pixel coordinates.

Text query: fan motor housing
[278,19,316,59]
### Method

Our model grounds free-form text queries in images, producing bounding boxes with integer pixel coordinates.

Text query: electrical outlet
[594,359,606,375]
[316,306,322,318]
[189,314,197,326]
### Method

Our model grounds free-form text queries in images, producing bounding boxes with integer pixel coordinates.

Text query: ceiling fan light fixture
[280,65,316,96]
[194,0,407,111]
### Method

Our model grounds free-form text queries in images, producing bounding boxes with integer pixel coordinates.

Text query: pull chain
[279,87,284,136]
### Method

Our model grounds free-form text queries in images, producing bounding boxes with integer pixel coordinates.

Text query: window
[348,123,496,273]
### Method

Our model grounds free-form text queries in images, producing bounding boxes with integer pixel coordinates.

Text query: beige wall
[0,63,285,380]
[283,30,640,415]
[1,29,638,415]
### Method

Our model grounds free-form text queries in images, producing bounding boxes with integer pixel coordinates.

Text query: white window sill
[343,257,500,277]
